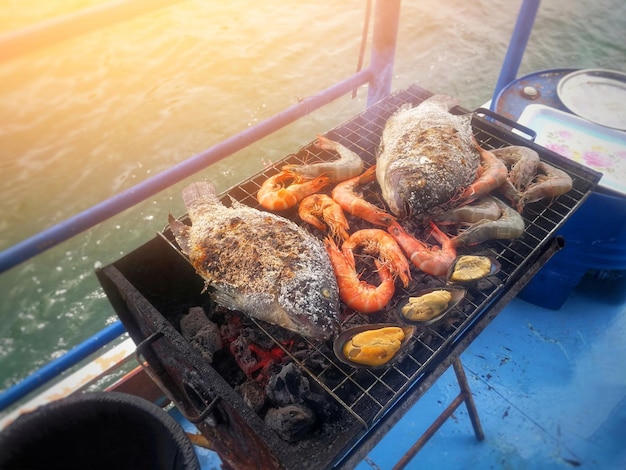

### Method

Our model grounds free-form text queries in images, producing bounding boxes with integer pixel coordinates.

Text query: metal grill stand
[393,358,484,470]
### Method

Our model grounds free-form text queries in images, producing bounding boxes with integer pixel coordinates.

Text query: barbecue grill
[96,84,600,469]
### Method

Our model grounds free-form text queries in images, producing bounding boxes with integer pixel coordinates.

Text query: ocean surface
[1,0,624,395]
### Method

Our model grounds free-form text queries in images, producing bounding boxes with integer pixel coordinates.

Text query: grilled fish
[376,95,480,218]
[168,181,340,340]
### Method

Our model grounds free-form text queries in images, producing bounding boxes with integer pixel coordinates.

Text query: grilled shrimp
[434,196,502,225]
[455,139,508,205]
[492,146,540,191]
[387,221,457,277]
[283,135,364,183]
[342,229,411,288]
[332,166,396,227]
[257,170,330,211]
[324,237,395,314]
[451,197,525,247]
[519,161,573,210]
[496,178,523,211]
[298,193,350,241]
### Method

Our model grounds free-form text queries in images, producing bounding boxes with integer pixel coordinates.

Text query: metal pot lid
[557,69,626,131]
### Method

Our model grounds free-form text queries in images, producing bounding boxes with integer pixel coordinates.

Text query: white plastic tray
[517,104,626,197]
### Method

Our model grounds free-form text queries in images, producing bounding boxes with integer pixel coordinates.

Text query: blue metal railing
[0,322,126,411]
[490,0,541,110]
[0,68,373,274]
[0,0,400,412]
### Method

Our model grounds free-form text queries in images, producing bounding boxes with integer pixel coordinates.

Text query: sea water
[0,0,624,393]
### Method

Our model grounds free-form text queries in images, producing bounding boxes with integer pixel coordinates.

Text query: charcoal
[212,350,246,385]
[266,362,311,406]
[264,404,315,443]
[300,347,332,370]
[266,362,338,420]
[236,380,267,414]
[240,326,276,350]
[180,306,210,340]
[229,335,260,375]
[219,313,243,342]
[190,322,222,363]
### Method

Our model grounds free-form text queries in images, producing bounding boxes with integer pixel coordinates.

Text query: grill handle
[180,371,221,424]
[135,331,220,425]
[473,107,537,141]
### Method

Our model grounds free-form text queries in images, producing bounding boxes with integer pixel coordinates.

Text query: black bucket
[0,391,200,470]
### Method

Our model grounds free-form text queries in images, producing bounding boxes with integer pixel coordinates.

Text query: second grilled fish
[376,95,481,218]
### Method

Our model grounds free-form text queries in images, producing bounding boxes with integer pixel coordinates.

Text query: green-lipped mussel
[333,324,415,368]
[447,255,500,284]
[397,286,466,325]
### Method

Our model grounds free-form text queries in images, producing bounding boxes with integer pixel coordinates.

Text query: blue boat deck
[175,272,626,469]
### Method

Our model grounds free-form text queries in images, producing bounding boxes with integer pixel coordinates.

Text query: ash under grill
[97,85,600,469]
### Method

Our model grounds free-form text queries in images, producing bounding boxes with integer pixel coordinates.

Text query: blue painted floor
[358,273,626,470]
[177,272,626,470]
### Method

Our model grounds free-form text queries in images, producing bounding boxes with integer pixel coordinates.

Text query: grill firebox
[97,85,600,469]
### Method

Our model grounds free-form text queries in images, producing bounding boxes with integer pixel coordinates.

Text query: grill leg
[453,356,485,442]
[392,357,484,470]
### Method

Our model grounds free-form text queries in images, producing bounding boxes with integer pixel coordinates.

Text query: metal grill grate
[159,84,599,430]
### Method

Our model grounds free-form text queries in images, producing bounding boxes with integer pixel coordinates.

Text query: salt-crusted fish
[376,95,481,218]
[168,181,340,340]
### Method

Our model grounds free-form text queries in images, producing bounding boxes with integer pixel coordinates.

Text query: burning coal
[180,305,339,443]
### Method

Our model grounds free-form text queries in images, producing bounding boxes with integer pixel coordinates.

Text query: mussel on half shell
[333,324,415,369]
[396,286,466,325]
[447,255,501,284]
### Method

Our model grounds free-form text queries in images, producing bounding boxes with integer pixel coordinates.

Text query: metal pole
[367,0,401,106]
[490,0,541,110]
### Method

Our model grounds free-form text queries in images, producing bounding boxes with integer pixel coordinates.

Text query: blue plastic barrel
[519,190,626,309]
[494,68,626,309]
